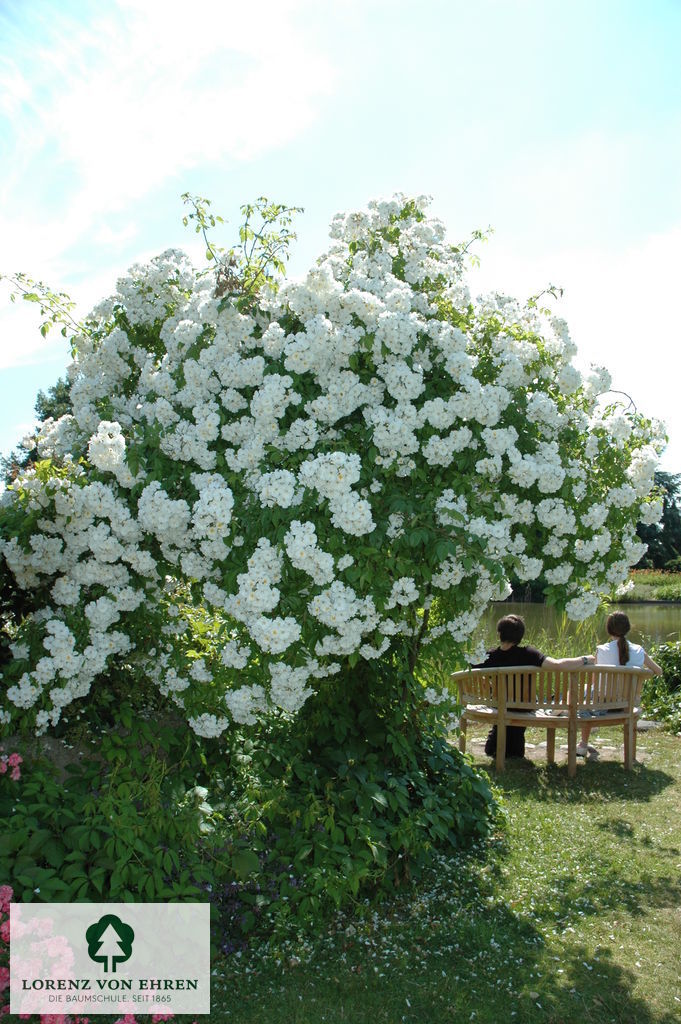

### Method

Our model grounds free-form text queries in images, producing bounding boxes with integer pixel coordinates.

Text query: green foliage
[643,579,681,602]
[53,669,168,746]
[213,665,497,934]
[0,376,77,677]
[0,376,72,488]
[0,709,227,903]
[642,641,681,732]
[446,224,494,272]
[181,192,303,303]
[34,376,72,422]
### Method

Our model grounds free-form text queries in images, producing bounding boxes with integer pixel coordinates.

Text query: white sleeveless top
[596,639,645,667]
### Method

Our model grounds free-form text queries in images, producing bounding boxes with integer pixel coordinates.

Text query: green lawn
[210,728,681,1024]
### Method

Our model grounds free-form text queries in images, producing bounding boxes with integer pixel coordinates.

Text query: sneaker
[576,741,588,757]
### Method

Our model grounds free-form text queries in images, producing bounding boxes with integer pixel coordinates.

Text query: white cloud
[0,299,67,371]
[94,222,139,248]
[0,0,338,374]
[46,3,334,204]
[0,0,337,267]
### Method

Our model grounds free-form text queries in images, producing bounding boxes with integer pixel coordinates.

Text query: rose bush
[0,194,664,738]
[0,194,666,906]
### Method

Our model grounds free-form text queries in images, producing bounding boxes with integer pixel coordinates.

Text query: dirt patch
[465,731,652,765]
[1,733,96,781]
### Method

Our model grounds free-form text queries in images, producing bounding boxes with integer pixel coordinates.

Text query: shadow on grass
[214,736,681,1024]
[595,817,680,855]
[538,940,681,1024]
[538,859,681,926]
[483,758,675,805]
[523,866,681,1023]
[217,883,681,1024]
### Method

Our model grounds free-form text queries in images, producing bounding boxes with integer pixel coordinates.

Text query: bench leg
[496,722,506,773]
[546,729,556,765]
[459,717,467,754]
[624,718,634,770]
[567,718,577,778]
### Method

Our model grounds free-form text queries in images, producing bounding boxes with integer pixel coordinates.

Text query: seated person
[475,614,595,758]
[577,610,662,756]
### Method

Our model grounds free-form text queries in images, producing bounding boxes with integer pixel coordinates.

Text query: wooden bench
[450,665,653,777]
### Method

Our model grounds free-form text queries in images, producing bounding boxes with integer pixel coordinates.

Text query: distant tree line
[0,376,71,485]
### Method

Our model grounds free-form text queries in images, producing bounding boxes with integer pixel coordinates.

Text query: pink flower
[0,886,13,914]
[0,920,9,943]
[0,967,9,992]
[151,1016,175,1022]
[0,756,20,780]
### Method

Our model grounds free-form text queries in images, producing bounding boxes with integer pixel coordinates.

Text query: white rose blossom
[0,195,663,735]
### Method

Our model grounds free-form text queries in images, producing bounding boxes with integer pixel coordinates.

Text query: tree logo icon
[85,914,135,973]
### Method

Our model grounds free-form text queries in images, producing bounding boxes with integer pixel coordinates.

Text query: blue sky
[1,0,680,467]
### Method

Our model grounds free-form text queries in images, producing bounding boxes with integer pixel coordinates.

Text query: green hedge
[642,641,681,733]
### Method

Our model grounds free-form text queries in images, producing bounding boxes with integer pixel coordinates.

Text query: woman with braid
[577,611,662,757]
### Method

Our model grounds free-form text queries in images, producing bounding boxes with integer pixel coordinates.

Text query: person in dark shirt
[475,614,595,758]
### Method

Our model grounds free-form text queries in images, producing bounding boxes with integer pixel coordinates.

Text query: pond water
[479,601,681,649]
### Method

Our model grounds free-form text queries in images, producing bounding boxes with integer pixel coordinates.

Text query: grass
[623,570,681,603]
[209,728,681,1024]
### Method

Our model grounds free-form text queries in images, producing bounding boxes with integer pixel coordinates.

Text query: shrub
[0,193,665,916]
[209,666,496,935]
[0,194,664,741]
[643,641,681,732]
[0,708,227,904]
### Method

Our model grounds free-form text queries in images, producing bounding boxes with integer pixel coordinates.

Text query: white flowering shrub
[0,195,665,741]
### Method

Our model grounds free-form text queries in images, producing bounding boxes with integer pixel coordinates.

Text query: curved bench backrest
[451,665,653,712]
[451,666,571,711]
